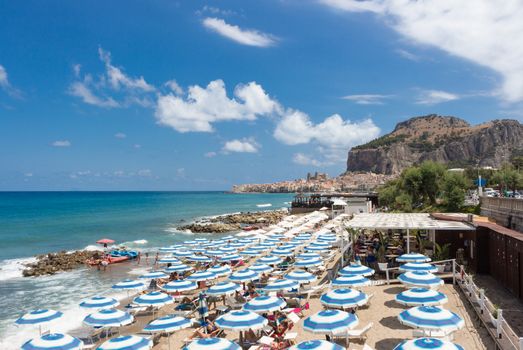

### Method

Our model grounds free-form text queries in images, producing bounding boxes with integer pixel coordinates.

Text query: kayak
[86,250,138,266]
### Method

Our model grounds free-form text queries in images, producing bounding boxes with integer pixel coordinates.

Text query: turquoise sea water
[0,191,293,348]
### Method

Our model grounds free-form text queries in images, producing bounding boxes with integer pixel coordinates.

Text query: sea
[0,191,294,348]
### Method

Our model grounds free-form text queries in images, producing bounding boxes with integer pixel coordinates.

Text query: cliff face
[347,115,523,174]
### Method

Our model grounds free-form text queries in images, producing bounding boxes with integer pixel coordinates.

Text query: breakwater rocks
[178,210,287,233]
[23,250,99,277]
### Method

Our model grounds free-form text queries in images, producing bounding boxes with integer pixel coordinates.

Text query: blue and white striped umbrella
[207,282,241,296]
[187,271,217,281]
[249,263,273,273]
[398,306,464,331]
[172,250,193,257]
[228,269,259,282]
[295,258,323,268]
[243,295,286,313]
[305,245,329,252]
[279,244,297,250]
[264,238,281,244]
[396,288,449,306]
[139,271,169,280]
[257,256,283,265]
[133,291,174,307]
[241,249,263,256]
[184,240,198,245]
[97,335,152,350]
[191,248,208,254]
[284,270,316,284]
[338,264,375,277]
[295,235,312,241]
[159,247,178,253]
[317,235,337,242]
[297,252,321,260]
[264,279,300,291]
[83,309,133,327]
[195,238,209,243]
[396,253,431,263]
[201,242,215,248]
[162,279,198,292]
[320,288,369,309]
[303,309,358,334]
[269,234,285,239]
[220,246,238,253]
[399,262,438,273]
[215,310,268,330]
[393,338,464,350]
[286,241,302,247]
[112,279,145,290]
[259,241,276,247]
[158,257,181,264]
[249,245,269,251]
[165,264,193,272]
[16,309,63,325]
[187,255,212,263]
[219,254,242,262]
[80,296,119,309]
[238,239,256,244]
[22,333,83,350]
[310,241,331,247]
[331,275,371,288]
[183,338,240,350]
[289,340,344,350]
[398,271,444,289]
[228,242,244,248]
[207,265,232,276]
[206,249,225,256]
[272,248,294,257]
[143,315,191,333]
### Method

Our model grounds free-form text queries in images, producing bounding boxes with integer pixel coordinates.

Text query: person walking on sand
[145,252,149,265]
[136,251,141,265]
[154,252,159,268]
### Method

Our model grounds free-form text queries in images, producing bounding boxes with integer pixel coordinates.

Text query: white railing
[382,259,457,285]
[457,264,523,350]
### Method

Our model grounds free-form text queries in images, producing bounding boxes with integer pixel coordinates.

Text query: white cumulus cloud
[202,17,277,47]
[320,0,523,102]
[51,140,71,147]
[222,139,259,153]
[155,80,279,132]
[416,89,459,105]
[0,64,22,98]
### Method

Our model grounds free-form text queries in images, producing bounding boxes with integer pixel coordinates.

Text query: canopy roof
[346,213,474,231]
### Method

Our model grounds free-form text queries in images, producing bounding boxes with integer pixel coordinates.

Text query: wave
[256,203,272,208]
[133,239,148,244]
[0,257,37,281]
[82,244,103,251]
[164,227,195,235]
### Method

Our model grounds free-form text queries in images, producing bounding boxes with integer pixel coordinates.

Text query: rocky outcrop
[179,210,287,233]
[23,250,100,277]
[347,115,523,174]
[178,222,242,233]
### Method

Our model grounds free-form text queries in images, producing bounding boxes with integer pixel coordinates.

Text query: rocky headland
[23,250,100,277]
[178,210,287,233]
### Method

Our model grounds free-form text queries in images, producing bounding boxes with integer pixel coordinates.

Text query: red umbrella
[96,238,115,245]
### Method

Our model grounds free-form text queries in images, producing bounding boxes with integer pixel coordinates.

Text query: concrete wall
[481,197,523,233]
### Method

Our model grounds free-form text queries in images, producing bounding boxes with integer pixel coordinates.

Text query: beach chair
[225,295,244,309]
[332,322,373,345]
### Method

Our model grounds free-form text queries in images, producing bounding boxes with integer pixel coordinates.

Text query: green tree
[492,165,523,195]
[419,161,446,205]
[442,172,469,211]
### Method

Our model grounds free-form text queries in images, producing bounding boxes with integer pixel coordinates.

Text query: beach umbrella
[310,241,331,247]
[279,244,296,250]
[207,265,232,276]
[397,253,431,263]
[295,257,323,268]
[195,238,209,243]
[165,264,193,273]
[241,249,263,256]
[219,254,242,262]
[143,315,191,332]
[158,257,181,264]
[112,279,145,290]
[80,296,119,309]
[187,255,212,263]
[398,306,464,332]
[269,234,285,239]
[289,340,344,350]
[184,240,199,245]
[220,246,238,253]
[264,238,281,244]
[172,250,193,257]
[399,262,438,273]
[331,275,371,288]
[305,245,329,252]
[284,270,316,284]
[162,279,198,292]
[228,242,244,248]
[21,333,83,350]
[295,235,312,241]
[297,252,321,260]
[249,245,269,251]
[237,238,256,244]
[229,269,259,282]
[207,282,241,296]
[264,279,300,292]
[206,249,225,256]
[257,255,283,265]
[303,309,358,334]
[317,235,337,242]
[215,310,268,330]
[97,335,152,350]
[395,288,449,306]
[272,248,294,257]
[183,338,240,350]
[16,309,63,335]
[393,338,464,350]
[83,308,133,327]
[133,291,174,308]
[398,271,444,289]
[159,247,179,253]
[221,235,235,240]
[259,241,276,247]
[187,271,217,281]
[191,248,207,253]
[320,288,369,309]
[338,264,375,277]
[198,292,209,322]
[139,271,168,280]
[243,296,286,313]
[97,238,115,245]
[248,263,273,273]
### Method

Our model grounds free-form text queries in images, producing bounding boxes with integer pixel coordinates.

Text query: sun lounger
[412,329,454,340]
[332,322,373,345]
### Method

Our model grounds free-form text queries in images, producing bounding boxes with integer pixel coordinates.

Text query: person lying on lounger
[189,320,221,339]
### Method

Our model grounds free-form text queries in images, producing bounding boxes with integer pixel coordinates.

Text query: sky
[1,0,522,190]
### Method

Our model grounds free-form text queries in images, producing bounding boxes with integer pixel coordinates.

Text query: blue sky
[0,0,521,190]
